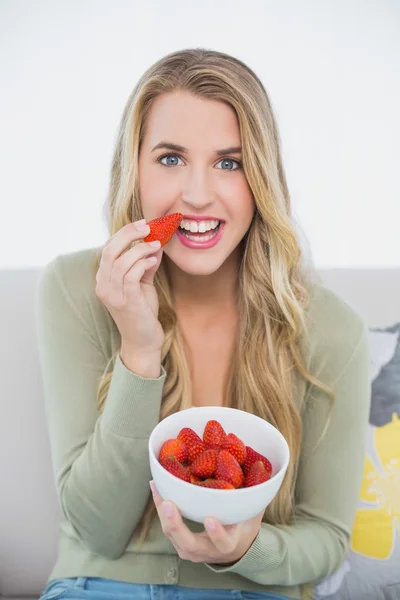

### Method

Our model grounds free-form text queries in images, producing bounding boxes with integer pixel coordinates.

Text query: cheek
[138,162,176,215]
[230,178,255,217]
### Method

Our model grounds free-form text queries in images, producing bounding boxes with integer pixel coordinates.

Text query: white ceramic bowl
[148,406,290,525]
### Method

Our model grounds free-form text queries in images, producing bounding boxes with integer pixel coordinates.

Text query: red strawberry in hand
[194,478,234,490]
[221,433,246,465]
[191,449,218,479]
[159,438,188,466]
[177,427,206,462]
[203,420,226,450]
[144,213,183,247]
[243,446,273,477]
[244,460,271,487]
[215,450,244,489]
[162,456,191,483]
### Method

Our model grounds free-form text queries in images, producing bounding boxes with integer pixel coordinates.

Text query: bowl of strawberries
[148,406,290,525]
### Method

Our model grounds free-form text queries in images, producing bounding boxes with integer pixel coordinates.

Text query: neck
[165,247,241,319]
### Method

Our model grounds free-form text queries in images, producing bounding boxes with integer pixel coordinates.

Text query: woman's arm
[35,254,166,559]
[206,318,371,586]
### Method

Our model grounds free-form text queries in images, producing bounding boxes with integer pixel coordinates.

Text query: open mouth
[178,222,222,242]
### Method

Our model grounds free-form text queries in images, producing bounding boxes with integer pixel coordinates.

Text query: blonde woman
[35,48,371,600]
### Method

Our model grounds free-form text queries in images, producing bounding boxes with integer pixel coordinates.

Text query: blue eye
[157,153,242,170]
[158,154,183,167]
[215,158,241,170]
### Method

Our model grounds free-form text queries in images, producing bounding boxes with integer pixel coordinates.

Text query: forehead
[143,91,241,148]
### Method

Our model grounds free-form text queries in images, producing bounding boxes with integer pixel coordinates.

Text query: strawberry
[161,456,191,483]
[177,427,206,462]
[215,450,244,489]
[244,460,271,487]
[243,446,272,477]
[191,449,218,479]
[221,433,246,465]
[194,478,235,490]
[189,472,202,484]
[144,212,183,247]
[159,438,188,466]
[203,420,226,450]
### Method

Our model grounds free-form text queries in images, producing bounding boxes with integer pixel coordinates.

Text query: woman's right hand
[95,219,165,357]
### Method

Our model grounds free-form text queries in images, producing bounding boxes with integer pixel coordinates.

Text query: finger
[204,518,238,555]
[97,252,156,308]
[203,511,264,561]
[100,241,160,306]
[149,481,213,559]
[149,480,163,509]
[103,220,149,259]
[167,507,216,560]
[119,245,163,303]
[135,247,164,287]
[98,220,150,283]
[110,239,161,287]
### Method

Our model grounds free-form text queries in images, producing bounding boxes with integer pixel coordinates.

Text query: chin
[182,264,223,277]
[164,250,228,276]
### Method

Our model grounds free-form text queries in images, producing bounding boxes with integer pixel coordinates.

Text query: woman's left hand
[150,480,264,565]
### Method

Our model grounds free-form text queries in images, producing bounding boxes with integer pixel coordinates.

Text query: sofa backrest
[0,269,61,599]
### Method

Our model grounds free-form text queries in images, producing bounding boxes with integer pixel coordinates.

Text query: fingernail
[149,480,156,496]
[163,502,174,518]
[137,223,150,231]
[205,518,216,531]
[135,219,146,225]
[149,240,161,247]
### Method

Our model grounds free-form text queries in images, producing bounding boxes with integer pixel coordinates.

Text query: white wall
[1,0,398,269]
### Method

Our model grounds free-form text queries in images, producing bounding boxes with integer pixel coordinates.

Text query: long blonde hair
[93,48,333,546]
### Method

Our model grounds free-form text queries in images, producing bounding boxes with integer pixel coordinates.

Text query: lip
[176,222,225,249]
[182,215,224,222]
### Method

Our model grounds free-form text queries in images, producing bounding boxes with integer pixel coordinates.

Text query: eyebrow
[151,141,242,157]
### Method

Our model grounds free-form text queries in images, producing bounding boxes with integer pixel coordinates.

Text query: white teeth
[180,228,219,242]
[180,219,220,233]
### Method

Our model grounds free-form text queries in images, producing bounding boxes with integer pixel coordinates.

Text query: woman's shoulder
[38,245,102,292]
[302,281,369,381]
[305,281,366,334]
[36,245,107,322]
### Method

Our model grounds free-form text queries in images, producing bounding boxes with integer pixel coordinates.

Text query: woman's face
[138,90,255,276]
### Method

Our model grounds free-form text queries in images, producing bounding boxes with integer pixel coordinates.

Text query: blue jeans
[39,577,292,599]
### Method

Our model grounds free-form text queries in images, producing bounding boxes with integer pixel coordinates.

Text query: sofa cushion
[313,323,400,600]
[384,583,400,600]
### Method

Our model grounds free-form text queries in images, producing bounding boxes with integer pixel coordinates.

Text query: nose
[181,169,216,210]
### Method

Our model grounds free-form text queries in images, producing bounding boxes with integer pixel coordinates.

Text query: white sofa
[0,265,399,600]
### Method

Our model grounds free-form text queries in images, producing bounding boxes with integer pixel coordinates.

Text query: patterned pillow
[311,323,400,600]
